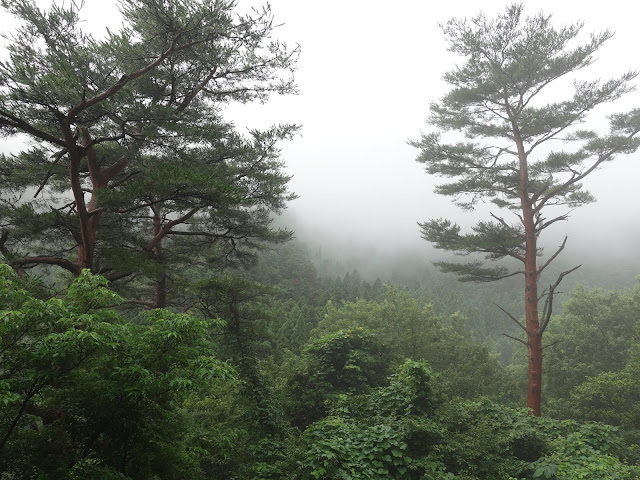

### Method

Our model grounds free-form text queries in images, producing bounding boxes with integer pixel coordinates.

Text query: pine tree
[411,3,640,415]
[0,0,298,305]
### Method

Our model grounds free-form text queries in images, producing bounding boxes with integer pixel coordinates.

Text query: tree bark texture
[513,117,543,416]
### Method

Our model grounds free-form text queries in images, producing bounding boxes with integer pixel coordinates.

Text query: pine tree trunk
[152,206,167,308]
[523,208,542,416]
[155,271,167,308]
[64,122,93,273]
[527,326,543,416]
[514,120,543,416]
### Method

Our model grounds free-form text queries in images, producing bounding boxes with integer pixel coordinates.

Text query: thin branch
[468,269,525,282]
[0,383,40,451]
[176,66,218,112]
[166,229,232,238]
[536,212,571,233]
[525,108,588,155]
[540,264,581,334]
[85,132,127,148]
[68,36,181,118]
[537,286,548,302]
[494,302,526,331]
[489,212,511,228]
[537,235,567,275]
[542,340,561,351]
[503,333,528,346]
[108,170,141,189]
[535,127,640,214]
[33,148,69,198]
[531,178,553,203]
[144,207,201,252]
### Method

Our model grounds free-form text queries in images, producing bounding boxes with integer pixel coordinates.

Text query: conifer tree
[411,3,640,415]
[0,0,298,305]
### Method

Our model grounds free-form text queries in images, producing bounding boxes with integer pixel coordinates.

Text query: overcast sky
[4,0,640,270]
[223,0,640,264]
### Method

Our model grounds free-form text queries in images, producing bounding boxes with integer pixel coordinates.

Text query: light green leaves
[0,265,235,476]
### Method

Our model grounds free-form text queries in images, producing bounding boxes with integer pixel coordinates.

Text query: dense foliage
[0,265,233,478]
[2,253,639,478]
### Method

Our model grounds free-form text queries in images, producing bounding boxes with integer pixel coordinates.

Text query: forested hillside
[1,1,639,479]
[2,241,640,478]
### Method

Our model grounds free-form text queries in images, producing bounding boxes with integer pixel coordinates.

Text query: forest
[0,0,639,479]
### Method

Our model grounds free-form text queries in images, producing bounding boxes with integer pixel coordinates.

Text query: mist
[226,0,640,289]
[2,0,640,288]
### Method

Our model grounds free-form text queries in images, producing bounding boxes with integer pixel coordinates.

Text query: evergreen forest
[1,1,639,479]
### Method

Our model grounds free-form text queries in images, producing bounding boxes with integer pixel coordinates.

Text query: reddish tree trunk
[523,206,542,416]
[526,326,543,416]
[64,128,128,273]
[513,120,543,416]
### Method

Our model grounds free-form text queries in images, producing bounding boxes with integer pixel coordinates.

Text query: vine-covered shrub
[301,417,411,480]
[286,328,393,428]
[294,360,442,480]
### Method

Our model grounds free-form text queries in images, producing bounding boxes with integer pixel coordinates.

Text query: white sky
[3,0,640,269]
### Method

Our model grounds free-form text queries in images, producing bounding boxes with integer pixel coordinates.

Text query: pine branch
[494,302,526,331]
[540,265,581,334]
[145,207,202,252]
[537,235,568,275]
[0,109,66,147]
[534,126,640,214]
[11,256,81,275]
[503,333,528,347]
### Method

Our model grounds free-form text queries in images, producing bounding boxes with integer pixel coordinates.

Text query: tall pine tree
[411,3,640,415]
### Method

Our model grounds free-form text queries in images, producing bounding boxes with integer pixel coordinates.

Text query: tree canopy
[0,0,299,306]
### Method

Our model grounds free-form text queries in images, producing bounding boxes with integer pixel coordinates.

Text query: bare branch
[494,302,526,331]
[542,340,561,351]
[536,212,571,232]
[540,264,581,334]
[503,333,528,346]
[537,235,567,275]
